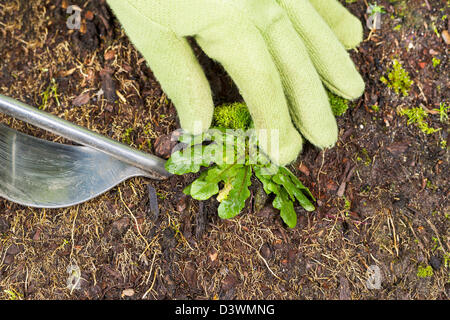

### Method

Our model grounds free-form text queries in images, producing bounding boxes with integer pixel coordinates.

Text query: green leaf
[200,143,221,167]
[202,141,239,166]
[165,145,203,175]
[272,189,297,228]
[183,184,192,196]
[205,163,243,183]
[279,167,316,201]
[217,178,233,202]
[183,170,208,196]
[218,166,252,219]
[190,179,220,200]
[272,171,315,212]
[190,164,241,201]
[253,166,279,195]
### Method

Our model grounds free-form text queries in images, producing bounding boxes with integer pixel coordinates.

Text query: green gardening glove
[107,0,365,165]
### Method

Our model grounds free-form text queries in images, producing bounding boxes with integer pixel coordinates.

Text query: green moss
[369,2,386,16]
[213,102,252,130]
[328,91,349,116]
[380,59,413,97]
[434,102,449,123]
[432,57,441,68]
[39,78,60,110]
[357,147,372,166]
[122,127,134,145]
[416,265,433,278]
[399,107,440,134]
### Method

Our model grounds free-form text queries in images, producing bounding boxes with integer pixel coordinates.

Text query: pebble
[121,289,135,297]
[429,255,442,271]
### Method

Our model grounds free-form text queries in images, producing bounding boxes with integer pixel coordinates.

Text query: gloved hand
[107,0,365,165]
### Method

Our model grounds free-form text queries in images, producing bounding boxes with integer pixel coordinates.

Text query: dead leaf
[209,251,218,262]
[387,142,409,156]
[57,68,76,78]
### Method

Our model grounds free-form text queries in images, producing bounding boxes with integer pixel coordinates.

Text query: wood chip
[209,251,218,262]
[57,67,76,78]
[85,10,94,21]
[298,163,310,176]
[100,68,117,102]
[442,30,450,45]
[154,134,177,159]
[104,49,115,61]
[147,184,159,220]
[72,92,90,106]
[387,142,409,156]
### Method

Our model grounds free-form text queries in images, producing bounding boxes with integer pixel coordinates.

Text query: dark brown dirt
[0,0,448,300]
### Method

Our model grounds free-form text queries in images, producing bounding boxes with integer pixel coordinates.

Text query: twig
[70,206,79,263]
[142,268,158,299]
[425,218,448,253]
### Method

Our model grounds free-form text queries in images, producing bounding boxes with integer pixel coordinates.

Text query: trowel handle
[0,94,171,179]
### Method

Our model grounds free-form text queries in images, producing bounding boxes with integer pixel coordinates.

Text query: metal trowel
[0,94,172,208]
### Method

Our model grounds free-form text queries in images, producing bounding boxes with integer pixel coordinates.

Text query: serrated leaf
[272,172,315,212]
[273,189,297,228]
[218,166,252,219]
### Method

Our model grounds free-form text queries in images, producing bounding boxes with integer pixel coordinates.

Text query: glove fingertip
[179,110,213,135]
[306,118,338,151]
[338,16,364,50]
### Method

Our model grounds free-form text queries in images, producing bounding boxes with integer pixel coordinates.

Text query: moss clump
[380,59,413,97]
[432,57,441,68]
[122,127,134,145]
[328,91,349,116]
[399,106,440,134]
[416,265,433,278]
[213,102,252,130]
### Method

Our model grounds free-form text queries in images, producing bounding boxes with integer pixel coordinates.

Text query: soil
[0,0,448,300]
